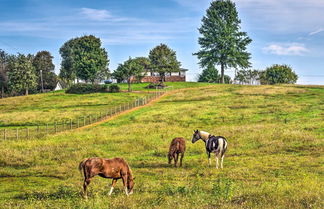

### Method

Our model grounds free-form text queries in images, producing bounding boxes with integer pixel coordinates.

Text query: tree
[198,64,232,83]
[235,69,260,85]
[263,64,298,84]
[132,57,151,83]
[112,57,145,92]
[0,49,10,98]
[59,35,109,84]
[8,54,37,95]
[59,38,77,85]
[198,64,220,83]
[194,0,252,83]
[33,51,57,92]
[149,44,181,82]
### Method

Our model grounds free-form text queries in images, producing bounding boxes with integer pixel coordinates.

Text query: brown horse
[78,157,135,197]
[168,137,186,167]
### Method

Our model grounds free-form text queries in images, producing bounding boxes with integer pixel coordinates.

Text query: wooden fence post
[77,118,79,128]
[16,128,19,140]
[83,117,86,126]
[37,125,40,135]
[89,115,92,124]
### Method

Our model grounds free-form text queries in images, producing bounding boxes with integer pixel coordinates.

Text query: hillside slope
[0,84,323,208]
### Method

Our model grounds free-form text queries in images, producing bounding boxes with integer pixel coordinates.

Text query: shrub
[108,84,120,93]
[263,64,298,84]
[65,83,106,94]
[145,82,167,89]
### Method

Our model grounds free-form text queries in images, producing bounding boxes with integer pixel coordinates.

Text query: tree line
[0,50,57,97]
[1,0,300,98]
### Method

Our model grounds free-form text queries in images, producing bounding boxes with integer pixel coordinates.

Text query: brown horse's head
[167,153,172,164]
[127,177,135,194]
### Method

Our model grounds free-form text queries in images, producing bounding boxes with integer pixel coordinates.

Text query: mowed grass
[0,90,150,128]
[0,82,212,128]
[0,84,323,208]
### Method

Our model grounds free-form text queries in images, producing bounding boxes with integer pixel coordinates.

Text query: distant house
[137,68,188,83]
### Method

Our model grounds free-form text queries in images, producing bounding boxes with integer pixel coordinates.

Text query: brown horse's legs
[83,178,91,198]
[180,152,184,167]
[174,153,179,167]
[122,174,129,195]
[109,179,117,196]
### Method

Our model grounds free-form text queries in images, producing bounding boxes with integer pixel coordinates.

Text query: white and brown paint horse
[192,130,228,168]
[79,157,135,197]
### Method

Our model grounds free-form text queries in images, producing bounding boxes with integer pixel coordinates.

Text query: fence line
[0,88,169,140]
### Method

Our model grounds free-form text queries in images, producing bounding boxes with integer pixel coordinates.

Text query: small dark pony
[79,157,135,197]
[168,137,186,167]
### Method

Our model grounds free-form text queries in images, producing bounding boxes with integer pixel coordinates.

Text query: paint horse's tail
[78,158,88,177]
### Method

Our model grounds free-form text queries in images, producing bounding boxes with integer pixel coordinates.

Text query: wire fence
[0,88,169,140]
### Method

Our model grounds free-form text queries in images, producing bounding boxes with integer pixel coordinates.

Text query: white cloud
[309,28,324,36]
[80,8,111,21]
[263,43,309,56]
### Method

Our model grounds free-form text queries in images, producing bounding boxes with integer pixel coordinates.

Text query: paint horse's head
[192,130,201,143]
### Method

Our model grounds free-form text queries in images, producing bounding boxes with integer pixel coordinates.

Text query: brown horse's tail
[78,158,88,177]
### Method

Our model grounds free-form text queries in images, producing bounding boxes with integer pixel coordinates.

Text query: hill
[0,83,323,208]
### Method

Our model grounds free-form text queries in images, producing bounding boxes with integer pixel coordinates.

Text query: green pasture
[0,84,323,208]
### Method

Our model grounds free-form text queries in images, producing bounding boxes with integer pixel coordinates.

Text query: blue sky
[0,0,323,84]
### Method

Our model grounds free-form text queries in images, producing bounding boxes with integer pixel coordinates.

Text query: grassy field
[0,83,323,208]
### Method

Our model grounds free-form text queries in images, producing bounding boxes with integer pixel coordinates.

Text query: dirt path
[75,85,214,131]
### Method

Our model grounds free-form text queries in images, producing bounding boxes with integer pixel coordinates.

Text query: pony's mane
[127,164,133,180]
[199,130,210,140]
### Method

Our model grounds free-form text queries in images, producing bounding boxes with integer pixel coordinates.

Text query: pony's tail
[78,158,88,177]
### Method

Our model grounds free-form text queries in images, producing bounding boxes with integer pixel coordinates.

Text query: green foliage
[65,83,106,94]
[263,64,298,84]
[0,49,10,98]
[198,64,219,83]
[59,35,109,84]
[8,54,37,95]
[59,38,77,85]
[145,82,167,89]
[132,57,151,83]
[149,43,181,82]
[194,0,252,83]
[198,64,232,83]
[108,84,120,93]
[112,57,145,92]
[33,51,57,91]
[235,69,260,85]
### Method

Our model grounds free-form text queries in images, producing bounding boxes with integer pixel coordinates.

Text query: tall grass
[0,84,323,208]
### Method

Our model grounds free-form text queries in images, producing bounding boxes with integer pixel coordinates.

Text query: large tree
[112,57,144,92]
[8,54,37,95]
[0,49,10,98]
[132,57,151,83]
[149,44,181,82]
[59,35,109,84]
[33,51,57,92]
[59,38,77,85]
[194,0,252,83]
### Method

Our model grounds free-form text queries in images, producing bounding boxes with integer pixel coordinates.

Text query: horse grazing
[168,137,186,167]
[192,130,228,168]
[78,157,135,197]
